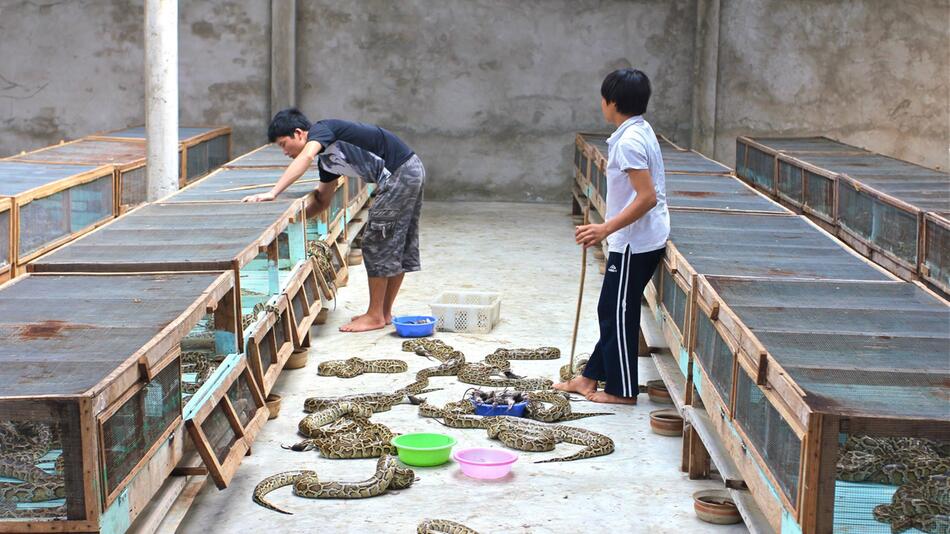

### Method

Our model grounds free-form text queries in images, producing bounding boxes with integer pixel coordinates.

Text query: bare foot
[351,313,392,325]
[586,391,637,405]
[339,315,387,333]
[553,376,597,397]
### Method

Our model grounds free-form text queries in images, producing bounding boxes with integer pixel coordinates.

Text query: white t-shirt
[605,116,670,254]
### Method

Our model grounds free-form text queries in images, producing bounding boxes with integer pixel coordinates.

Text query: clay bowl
[647,379,673,405]
[284,351,309,370]
[693,490,742,525]
[314,308,329,325]
[649,408,683,436]
[347,248,363,266]
[265,394,282,420]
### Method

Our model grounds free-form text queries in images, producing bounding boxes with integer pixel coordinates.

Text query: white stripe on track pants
[582,245,665,398]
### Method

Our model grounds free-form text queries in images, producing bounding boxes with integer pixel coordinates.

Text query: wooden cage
[91,126,232,187]
[27,200,308,344]
[644,210,891,380]
[687,276,949,533]
[5,138,161,214]
[0,161,116,275]
[734,136,868,197]
[0,271,266,532]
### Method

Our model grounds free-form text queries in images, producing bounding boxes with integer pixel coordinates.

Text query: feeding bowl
[392,315,437,337]
[390,433,456,466]
[647,379,673,404]
[471,399,527,417]
[453,447,518,479]
[693,490,742,524]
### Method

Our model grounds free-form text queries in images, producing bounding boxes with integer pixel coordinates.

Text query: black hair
[267,108,312,142]
[600,69,651,116]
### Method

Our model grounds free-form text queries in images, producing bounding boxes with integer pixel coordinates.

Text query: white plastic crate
[429,291,501,334]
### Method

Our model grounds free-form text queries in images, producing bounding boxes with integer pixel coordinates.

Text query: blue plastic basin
[471,399,527,417]
[392,315,436,337]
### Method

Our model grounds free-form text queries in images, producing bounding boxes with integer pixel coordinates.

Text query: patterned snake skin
[438,414,614,463]
[308,241,338,298]
[317,357,409,378]
[837,436,950,485]
[418,391,610,424]
[417,519,481,534]
[0,422,66,518]
[873,474,950,534]
[835,436,950,534]
[456,347,558,390]
[253,455,415,515]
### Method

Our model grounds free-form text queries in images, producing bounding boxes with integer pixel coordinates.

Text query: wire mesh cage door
[98,356,183,507]
[920,213,949,296]
[0,200,11,279]
[837,176,921,274]
[286,260,321,350]
[245,295,293,397]
[802,413,950,534]
[183,354,267,489]
[0,399,87,523]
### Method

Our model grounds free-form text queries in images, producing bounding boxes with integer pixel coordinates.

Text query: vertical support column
[287,208,306,265]
[145,0,180,201]
[266,240,281,297]
[690,0,720,157]
[214,285,240,354]
[270,0,297,116]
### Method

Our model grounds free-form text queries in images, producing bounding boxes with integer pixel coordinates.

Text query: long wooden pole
[569,201,591,367]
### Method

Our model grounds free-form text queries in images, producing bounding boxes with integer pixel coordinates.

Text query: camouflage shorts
[362,155,425,278]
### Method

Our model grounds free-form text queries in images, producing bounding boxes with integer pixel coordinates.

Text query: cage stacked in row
[736,136,950,297]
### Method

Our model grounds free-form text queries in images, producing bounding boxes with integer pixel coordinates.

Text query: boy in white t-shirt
[555,68,670,405]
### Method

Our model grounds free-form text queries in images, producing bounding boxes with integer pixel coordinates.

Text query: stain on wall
[715,0,950,170]
[0,0,946,197]
[0,0,270,158]
[296,0,696,201]
[178,1,271,155]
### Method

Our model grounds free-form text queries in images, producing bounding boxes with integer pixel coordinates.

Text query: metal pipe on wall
[145,0,179,201]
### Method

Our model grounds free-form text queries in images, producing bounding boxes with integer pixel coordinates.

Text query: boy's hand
[575,223,609,248]
[242,192,276,202]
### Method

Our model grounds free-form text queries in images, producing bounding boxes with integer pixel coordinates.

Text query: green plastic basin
[390,433,457,467]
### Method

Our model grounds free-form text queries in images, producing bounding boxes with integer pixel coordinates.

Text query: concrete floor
[179,202,746,534]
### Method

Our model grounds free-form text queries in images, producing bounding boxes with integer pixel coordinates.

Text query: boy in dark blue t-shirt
[244,108,425,333]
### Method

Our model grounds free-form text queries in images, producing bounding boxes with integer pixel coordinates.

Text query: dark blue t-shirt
[307,119,414,182]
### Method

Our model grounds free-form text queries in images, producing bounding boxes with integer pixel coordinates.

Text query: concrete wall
[0,0,269,158]
[0,0,947,197]
[296,0,696,201]
[714,0,949,170]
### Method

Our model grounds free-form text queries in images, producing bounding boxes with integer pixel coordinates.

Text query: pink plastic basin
[453,447,518,479]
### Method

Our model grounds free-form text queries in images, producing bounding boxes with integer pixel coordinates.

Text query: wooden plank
[729,487,778,534]
[144,476,208,534]
[652,352,687,413]
[689,375,786,533]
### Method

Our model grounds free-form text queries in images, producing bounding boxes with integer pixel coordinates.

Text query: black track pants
[582,246,665,397]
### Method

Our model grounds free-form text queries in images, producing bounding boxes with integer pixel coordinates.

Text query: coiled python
[289,402,397,459]
[456,347,558,390]
[418,390,610,424]
[0,421,66,510]
[308,241,338,298]
[418,519,480,534]
[837,436,950,485]
[303,376,435,414]
[873,474,949,534]
[318,357,409,378]
[439,414,614,463]
[253,455,415,515]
